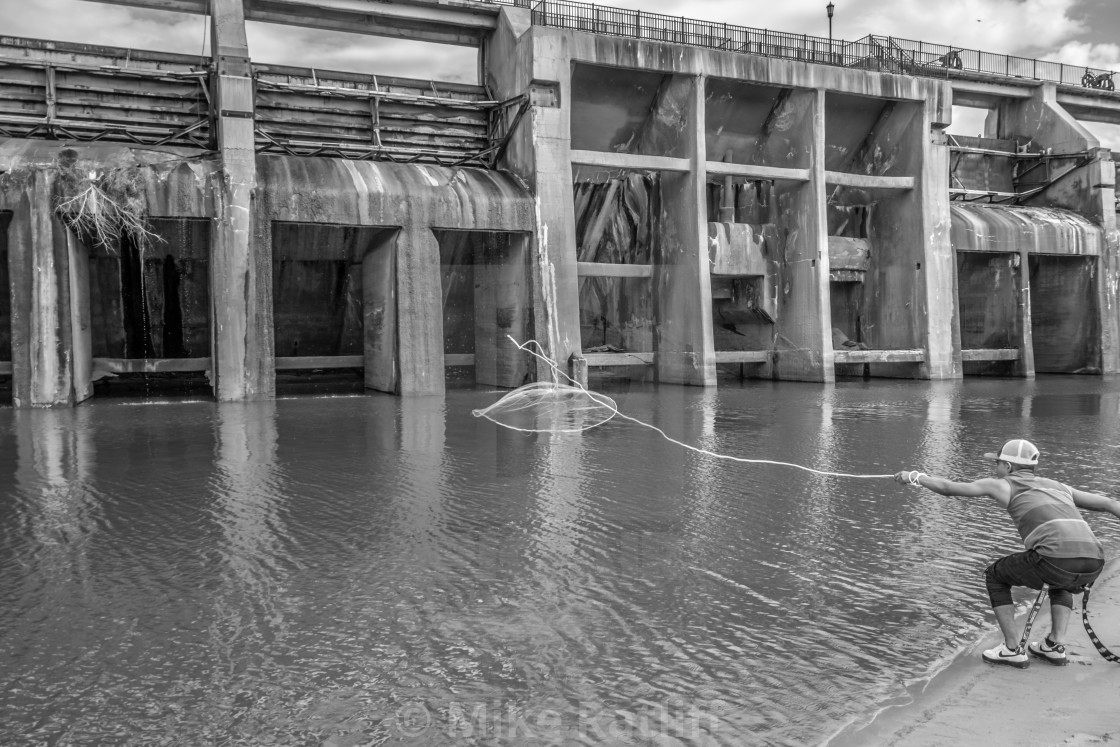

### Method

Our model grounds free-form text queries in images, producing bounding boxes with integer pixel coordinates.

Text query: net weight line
[1019,584,1119,663]
[473,336,893,480]
[1083,584,1120,663]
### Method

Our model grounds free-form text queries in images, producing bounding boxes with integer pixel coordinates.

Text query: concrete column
[774,88,832,382]
[918,114,960,379]
[657,73,716,386]
[7,172,77,407]
[209,0,271,401]
[1015,248,1036,378]
[66,233,93,403]
[363,233,398,393]
[864,99,959,379]
[396,225,444,395]
[485,18,581,379]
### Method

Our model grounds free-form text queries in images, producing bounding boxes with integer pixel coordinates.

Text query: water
[2,378,1120,746]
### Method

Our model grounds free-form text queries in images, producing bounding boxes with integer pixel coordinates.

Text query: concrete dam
[1,0,1119,406]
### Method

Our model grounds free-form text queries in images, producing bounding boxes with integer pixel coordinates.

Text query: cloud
[2,0,209,55]
[824,0,1084,57]
[243,22,478,82]
[1052,40,1120,69]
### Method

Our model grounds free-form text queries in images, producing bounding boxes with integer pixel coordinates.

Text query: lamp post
[827,2,835,45]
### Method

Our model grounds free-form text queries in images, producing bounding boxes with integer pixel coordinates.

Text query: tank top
[1004,473,1104,560]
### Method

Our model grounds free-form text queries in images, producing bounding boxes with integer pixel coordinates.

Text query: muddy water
[2,378,1119,746]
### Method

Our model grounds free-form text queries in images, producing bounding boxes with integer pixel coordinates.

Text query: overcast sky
[3,0,1119,144]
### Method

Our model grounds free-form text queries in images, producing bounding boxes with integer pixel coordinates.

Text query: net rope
[473,337,894,480]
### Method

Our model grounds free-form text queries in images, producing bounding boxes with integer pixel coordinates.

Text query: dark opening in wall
[435,230,532,390]
[85,217,212,398]
[570,64,689,158]
[958,251,1020,376]
[271,222,397,395]
[0,211,11,404]
[1029,255,1100,374]
[571,170,657,362]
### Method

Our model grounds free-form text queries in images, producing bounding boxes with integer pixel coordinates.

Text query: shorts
[984,550,1104,609]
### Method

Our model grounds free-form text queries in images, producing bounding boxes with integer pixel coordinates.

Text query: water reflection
[11,407,99,598]
[3,379,1120,746]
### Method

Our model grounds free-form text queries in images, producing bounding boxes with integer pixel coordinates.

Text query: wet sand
[826,560,1120,746]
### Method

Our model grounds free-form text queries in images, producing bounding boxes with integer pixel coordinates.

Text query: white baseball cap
[984,439,1040,466]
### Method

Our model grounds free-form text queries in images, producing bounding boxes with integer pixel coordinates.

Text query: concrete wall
[958,83,1119,375]
[488,25,957,384]
[0,140,535,405]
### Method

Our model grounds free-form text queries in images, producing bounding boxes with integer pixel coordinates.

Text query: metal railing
[494,0,1117,91]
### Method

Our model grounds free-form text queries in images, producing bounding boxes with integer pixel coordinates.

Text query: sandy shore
[825,560,1120,747]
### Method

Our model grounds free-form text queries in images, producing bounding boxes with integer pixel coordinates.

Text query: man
[895,439,1119,668]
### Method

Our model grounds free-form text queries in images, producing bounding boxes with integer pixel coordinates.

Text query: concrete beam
[1057,94,1120,126]
[576,262,653,278]
[570,150,692,173]
[951,79,1035,109]
[705,162,811,182]
[86,0,500,46]
[824,172,915,190]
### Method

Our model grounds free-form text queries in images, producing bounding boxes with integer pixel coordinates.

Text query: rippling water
[2,378,1120,746]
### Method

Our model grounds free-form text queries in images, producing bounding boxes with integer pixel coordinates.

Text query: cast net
[473,337,893,480]
[471,382,618,434]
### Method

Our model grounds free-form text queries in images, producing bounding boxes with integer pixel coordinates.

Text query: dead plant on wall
[51,148,160,254]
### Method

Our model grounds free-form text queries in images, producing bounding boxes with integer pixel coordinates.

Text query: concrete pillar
[918,122,960,379]
[7,171,77,407]
[864,99,959,379]
[363,233,398,393]
[484,15,581,379]
[774,88,832,382]
[1015,248,1036,378]
[396,225,444,395]
[656,74,716,386]
[66,233,93,403]
[209,0,271,401]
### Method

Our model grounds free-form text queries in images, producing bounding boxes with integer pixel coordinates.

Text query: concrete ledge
[705,162,811,182]
[275,355,363,370]
[825,172,916,190]
[833,349,925,363]
[576,262,654,278]
[570,149,692,173]
[93,357,211,373]
[961,348,1020,361]
[583,351,655,366]
[714,350,771,363]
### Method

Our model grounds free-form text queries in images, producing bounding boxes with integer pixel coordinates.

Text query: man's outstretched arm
[894,472,1012,505]
[1071,488,1120,518]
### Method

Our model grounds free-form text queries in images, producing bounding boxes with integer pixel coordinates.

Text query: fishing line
[473,336,894,480]
[474,338,1120,664]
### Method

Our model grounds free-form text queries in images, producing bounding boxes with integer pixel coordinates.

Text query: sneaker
[1028,637,1068,666]
[982,643,1030,669]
